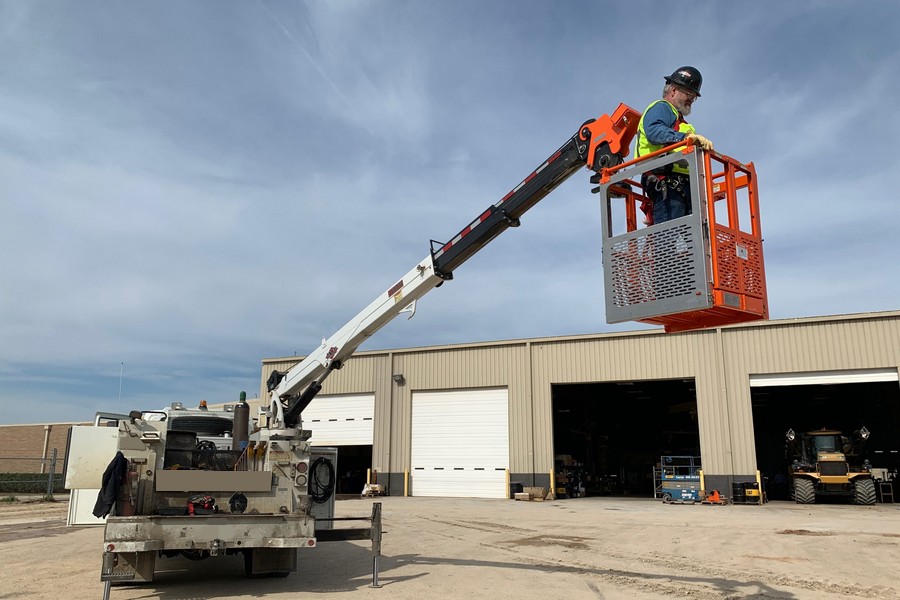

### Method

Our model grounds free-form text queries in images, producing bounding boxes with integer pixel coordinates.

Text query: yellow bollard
[550,469,556,499]
[756,470,764,505]
[404,469,409,497]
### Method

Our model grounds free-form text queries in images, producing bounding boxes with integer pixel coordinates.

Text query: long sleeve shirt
[642,101,688,146]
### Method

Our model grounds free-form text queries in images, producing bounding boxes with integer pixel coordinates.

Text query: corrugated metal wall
[391,344,530,474]
[259,353,391,474]
[261,345,528,476]
[528,329,725,473]
[719,314,900,475]
[262,311,900,480]
[259,355,386,401]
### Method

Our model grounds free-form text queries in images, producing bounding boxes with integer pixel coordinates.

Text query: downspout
[386,352,394,494]
[526,340,535,487]
[40,425,52,475]
[715,327,736,477]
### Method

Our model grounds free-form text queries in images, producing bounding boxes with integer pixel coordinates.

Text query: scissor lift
[654,455,703,503]
[596,142,768,333]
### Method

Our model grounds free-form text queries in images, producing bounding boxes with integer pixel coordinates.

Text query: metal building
[260,311,900,499]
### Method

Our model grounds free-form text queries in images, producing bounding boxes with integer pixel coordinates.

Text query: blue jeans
[644,174,692,225]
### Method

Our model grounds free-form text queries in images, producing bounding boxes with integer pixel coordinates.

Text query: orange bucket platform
[597,143,768,333]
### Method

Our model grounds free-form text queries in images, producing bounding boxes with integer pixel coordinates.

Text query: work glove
[686,133,714,151]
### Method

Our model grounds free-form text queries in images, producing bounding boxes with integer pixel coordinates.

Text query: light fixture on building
[392,374,406,386]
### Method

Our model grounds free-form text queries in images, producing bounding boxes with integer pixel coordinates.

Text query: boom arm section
[431,103,640,277]
[269,255,444,426]
[269,104,640,427]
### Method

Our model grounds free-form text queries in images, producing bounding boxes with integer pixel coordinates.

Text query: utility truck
[97,396,363,585]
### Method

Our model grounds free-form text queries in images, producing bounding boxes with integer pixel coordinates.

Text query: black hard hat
[664,66,702,97]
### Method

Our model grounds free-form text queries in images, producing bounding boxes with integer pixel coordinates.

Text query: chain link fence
[0,449,62,499]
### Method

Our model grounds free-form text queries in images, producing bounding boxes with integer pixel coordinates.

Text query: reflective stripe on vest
[635,100,696,174]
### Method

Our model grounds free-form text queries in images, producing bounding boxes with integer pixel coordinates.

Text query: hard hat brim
[664,76,701,97]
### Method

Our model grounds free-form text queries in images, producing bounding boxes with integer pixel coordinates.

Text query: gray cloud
[1,1,899,424]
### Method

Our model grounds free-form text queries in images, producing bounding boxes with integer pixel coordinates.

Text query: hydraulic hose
[310,457,336,504]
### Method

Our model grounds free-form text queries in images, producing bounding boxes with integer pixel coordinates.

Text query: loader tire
[793,478,816,504]
[853,478,876,505]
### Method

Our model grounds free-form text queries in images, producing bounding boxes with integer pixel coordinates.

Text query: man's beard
[673,99,692,117]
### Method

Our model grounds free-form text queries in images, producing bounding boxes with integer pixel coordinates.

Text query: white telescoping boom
[266,103,642,428]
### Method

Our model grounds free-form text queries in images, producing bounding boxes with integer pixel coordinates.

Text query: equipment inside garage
[552,380,699,498]
[330,444,372,495]
[751,380,900,500]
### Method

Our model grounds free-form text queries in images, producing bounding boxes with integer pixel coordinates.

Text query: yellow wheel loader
[785,427,875,505]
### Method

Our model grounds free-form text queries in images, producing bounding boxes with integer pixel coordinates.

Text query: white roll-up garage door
[302,393,374,446]
[750,368,899,387]
[411,388,509,498]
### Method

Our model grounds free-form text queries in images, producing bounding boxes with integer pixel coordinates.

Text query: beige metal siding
[260,354,392,475]
[260,311,900,482]
[371,355,393,478]
[529,330,725,474]
[260,354,387,400]
[719,314,900,475]
[722,316,900,374]
[527,314,899,476]
[389,344,530,474]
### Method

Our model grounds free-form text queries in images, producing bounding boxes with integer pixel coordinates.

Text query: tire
[793,478,816,504]
[853,478,876,505]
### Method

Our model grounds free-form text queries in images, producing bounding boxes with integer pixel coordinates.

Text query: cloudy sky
[2,1,898,425]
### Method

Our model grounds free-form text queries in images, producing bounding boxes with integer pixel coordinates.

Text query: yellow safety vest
[635,100,696,174]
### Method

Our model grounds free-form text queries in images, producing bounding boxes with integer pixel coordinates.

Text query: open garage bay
[552,380,700,498]
[752,379,900,500]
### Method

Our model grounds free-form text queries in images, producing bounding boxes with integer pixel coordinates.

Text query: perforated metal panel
[601,151,712,323]
[715,229,764,297]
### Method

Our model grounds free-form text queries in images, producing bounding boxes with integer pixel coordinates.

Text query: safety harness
[635,100,696,224]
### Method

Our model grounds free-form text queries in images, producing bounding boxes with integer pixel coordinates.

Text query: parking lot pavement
[1,495,898,599]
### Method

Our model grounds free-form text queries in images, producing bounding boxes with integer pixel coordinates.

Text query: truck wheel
[853,479,876,505]
[793,478,816,504]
